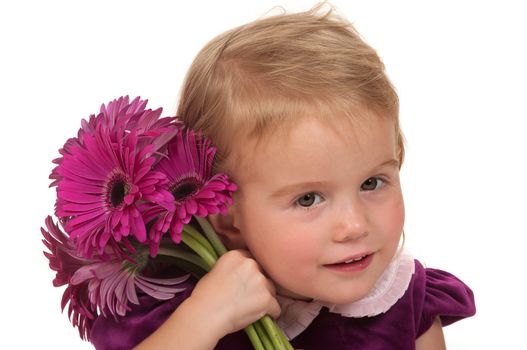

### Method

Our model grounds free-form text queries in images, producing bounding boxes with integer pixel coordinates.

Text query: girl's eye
[361,177,385,191]
[296,192,323,208]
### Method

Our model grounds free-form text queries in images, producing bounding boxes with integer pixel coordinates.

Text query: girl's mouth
[324,253,373,272]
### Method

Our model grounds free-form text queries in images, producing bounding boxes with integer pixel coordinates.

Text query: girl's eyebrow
[269,158,399,198]
[377,158,400,170]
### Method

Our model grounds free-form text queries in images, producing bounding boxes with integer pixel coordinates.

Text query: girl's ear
[207,211,247,250]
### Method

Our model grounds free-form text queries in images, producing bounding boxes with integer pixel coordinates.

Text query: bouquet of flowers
[41,96,293,350]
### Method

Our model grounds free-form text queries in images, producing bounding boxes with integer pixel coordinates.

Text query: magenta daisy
[145,129,237,254]
[55,125,174,257]
[49,136,84,188]
[41,216,97,340]
[81,96,181,150]
[50,96,181,187]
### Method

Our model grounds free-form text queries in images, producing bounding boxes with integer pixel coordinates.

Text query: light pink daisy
[144,129,237,254]
[42,216,190,339]
[70,259,190,319]
[55,125,174,257]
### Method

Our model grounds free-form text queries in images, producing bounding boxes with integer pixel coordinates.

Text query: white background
[1,0,526,349]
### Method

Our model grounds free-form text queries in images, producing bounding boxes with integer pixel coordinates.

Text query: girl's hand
[188,249,282,336]
[135,250,280,350]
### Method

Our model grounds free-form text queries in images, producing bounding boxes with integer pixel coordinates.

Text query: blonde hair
[177,3,404,169]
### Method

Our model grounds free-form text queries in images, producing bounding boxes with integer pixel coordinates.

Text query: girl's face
[227,111,404,304]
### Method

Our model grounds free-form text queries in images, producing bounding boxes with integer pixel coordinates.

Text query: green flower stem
[278,326,294,350]
[183,224,218,260]
[156,246,210,272]
[254,320,274,350]
[261,316,292,350]
[195,216,228,256]
[181,231,218,269]
[261,315,286,350]
[244,324,265,350]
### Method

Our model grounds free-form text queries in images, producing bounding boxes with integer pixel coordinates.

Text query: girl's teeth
[344,255,366,263]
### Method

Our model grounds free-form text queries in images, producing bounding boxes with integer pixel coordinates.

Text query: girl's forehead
[223,113,396,184]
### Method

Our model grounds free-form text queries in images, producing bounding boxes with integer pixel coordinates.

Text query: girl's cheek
[387,198,405,235]
[370,196,404,236]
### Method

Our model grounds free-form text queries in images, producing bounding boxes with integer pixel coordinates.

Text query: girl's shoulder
[289,258,476,349]
[409,259,476,337]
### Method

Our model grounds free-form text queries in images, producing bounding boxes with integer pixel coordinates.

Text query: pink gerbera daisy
[70,259,190,319]
[144,129,237,254]
[41,216,97,340]
[42,216,189,339]
[55,125,174,257]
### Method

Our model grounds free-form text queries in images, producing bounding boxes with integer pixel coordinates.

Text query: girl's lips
[323,253,373,273]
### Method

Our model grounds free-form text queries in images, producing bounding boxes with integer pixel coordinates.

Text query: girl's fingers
[268,297,282,320]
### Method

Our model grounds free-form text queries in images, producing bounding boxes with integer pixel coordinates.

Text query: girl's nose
[332,199,369,242]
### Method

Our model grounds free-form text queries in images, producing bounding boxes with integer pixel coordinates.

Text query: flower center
[106,170,131,209]
[122,249,149,274]
[169,175,202,202]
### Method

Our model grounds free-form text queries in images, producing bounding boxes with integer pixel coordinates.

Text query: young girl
[90,4,475,349]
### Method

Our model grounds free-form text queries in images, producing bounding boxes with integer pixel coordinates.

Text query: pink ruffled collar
[276,250,415,340]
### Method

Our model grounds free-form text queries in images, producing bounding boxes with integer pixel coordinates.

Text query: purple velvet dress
[90,260,475,349]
